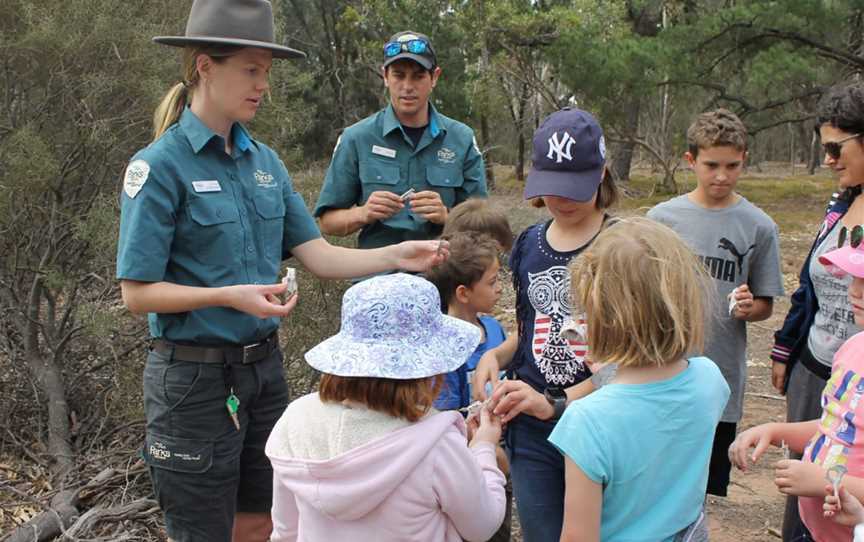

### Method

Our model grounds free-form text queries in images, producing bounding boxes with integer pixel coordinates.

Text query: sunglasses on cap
[383,38,432,58]
[838,224,864,249]
[823,133,862,160]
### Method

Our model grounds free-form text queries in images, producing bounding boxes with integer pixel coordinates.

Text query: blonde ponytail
[152,83,188,141]
[150,44,240,142]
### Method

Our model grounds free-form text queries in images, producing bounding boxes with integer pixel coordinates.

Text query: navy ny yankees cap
[525,107,606,202]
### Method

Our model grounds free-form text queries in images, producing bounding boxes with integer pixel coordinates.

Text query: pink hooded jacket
[265,393,506,542]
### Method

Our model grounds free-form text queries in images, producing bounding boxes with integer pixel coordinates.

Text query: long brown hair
[319,374,444,422]
[151,44,240,141]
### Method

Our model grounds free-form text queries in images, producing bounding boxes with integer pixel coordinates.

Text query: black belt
[150,333,279,365]
[798,343,831,381]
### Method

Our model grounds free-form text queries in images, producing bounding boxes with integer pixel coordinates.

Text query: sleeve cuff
[771,344,792,363]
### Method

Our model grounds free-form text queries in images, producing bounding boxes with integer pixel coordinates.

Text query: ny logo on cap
[547,132,576,163]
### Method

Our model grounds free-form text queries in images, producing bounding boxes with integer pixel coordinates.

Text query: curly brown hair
[687,108,748,158]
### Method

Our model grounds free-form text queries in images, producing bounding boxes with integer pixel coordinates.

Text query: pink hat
[819,244,864,278]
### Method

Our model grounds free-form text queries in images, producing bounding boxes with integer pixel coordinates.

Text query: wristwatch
[544,386,568,419]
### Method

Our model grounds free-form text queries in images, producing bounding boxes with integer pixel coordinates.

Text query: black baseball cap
[382,31,437,70]
[524,108,606,202]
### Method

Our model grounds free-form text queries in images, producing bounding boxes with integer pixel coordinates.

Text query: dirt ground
[486,169,832,542]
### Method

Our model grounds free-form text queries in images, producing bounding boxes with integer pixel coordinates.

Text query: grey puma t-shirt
[648,195,785,423]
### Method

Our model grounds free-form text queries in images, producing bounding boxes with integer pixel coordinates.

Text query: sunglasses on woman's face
[823,133,862,160]
[837,224,864,249]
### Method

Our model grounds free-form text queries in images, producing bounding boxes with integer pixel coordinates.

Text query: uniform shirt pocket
[359,160,401,201]
[426,165,464,208]
[252,193,287,266]
[183,195,242,264]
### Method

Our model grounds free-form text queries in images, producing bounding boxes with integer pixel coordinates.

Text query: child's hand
[730,284,755,320]
[469,406,503,448]
[728,423,776,471]
[771,361,787,394]
[774,459,825,497]
[490,380,554,423]
[472,352,500,401]
[824,484,864,526]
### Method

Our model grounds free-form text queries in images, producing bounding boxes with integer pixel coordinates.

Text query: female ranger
[116,1,446,541]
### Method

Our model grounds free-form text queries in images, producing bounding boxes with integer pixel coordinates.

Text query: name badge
[192,180,222,193]
[372,145,397,158]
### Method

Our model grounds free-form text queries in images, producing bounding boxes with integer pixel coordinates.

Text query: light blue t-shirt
[548,357,730,542]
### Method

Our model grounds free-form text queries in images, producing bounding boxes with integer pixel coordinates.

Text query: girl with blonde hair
[551,218,730,542]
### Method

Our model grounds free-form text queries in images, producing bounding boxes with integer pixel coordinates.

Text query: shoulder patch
[124,160,150,199]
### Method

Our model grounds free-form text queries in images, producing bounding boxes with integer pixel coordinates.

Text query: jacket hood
[267,410,465,521]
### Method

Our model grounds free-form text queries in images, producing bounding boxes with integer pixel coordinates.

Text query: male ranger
[314,31,487,248]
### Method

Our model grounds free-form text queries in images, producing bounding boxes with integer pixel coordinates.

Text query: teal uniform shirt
[116,108,321,345]
[313,103,487,249]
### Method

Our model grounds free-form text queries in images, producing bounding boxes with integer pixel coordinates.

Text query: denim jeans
[505,414,565,542]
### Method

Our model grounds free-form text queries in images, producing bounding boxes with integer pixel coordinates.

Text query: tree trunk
[480,112,495,189]
[659,169,678,193]
[23,276,75,479]
[808,130,821,174]
[516,132,526,182]
[609,99,641,182]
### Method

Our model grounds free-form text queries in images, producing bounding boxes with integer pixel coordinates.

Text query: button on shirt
[314,104,487,249]
[116,108,320,344]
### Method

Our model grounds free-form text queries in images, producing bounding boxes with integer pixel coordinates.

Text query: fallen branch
[4,489,79,542]
[745,392,786,401]
[3,462,148,542]
[61,498,159,539]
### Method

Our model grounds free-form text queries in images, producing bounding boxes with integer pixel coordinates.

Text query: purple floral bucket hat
[305,273,481,379]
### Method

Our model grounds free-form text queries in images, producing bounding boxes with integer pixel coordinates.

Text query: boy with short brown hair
[443,198,514,252]
[647,108,785,497]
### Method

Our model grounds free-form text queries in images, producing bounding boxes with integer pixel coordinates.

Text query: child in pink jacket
[265,273,507,542]
[731,226,864,541]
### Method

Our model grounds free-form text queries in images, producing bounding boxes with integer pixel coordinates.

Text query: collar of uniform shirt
[179,107,258,155]
[381,102,444,140]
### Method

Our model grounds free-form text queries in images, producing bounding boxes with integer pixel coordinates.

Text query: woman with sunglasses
[770,82,864,540]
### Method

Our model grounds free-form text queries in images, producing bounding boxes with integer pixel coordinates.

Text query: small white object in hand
[282,267,297,297]
[728,286,740,316]
[399,188,416,201]
[826,464,848,497]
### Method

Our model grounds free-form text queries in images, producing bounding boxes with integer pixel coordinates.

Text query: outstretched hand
[393,239,450,272]
[728,424,776,472]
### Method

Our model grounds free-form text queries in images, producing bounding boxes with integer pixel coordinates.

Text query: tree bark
[480,112,495,189]
[808,130,821,174]
[609,99,641,182]
[4,490,79,542]
[22,274,75,479]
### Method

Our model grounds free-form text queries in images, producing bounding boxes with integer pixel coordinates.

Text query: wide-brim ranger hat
[153,0,306,60]
[819,242,864,279]
[382,31,437,71]
[525,107,606,202]
[305,274,481,379]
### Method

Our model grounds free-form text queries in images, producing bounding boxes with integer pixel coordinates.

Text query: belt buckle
[242,341,261,364]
